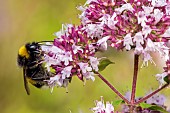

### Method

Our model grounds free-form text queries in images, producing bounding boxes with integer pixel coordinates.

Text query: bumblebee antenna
[37,41,54,46]
[37,41,54,43]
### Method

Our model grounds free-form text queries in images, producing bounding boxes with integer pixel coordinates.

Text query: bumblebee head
[25,42,41,55]
[18,42,41,57]
[17,42,42,66]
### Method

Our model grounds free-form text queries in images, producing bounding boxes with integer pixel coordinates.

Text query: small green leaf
[164,75,170,84]
[112,100,124,106]
[139,103,153,108]
[139,103,168,113]
[149,105,168,113]
[98,59,114,72]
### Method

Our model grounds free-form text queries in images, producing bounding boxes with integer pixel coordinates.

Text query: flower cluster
[40,0,170,89]
[91,97,114,113]
[78,0,170,85]
[34,0,170,112]
[41,24,105,89]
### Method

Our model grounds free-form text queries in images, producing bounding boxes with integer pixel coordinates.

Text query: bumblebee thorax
[18,45,29,58]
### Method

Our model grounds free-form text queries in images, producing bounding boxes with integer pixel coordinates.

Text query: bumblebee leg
[23,68,30,95]
[27,59,44,69]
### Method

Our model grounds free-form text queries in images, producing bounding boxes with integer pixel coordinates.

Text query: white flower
[61,66,73,79]
[123,33,133,50]
[72,44,83,54]
[155,72,168,87]
[83,71,95,81]
[84,24,103,38]
[154,42,169,61]
[133,32,144,45]
[142,25,152,38]
[105,102,114,113]
[57,78,70,87]
[61,52,73,66]
[44,55,61,71]
[91,97,114,113]
[165,4,170,15]
[142,6,154,16]
[134,42,144,55]
[153,9,163,24]
[141,51,155,67]
[88,44,96,53]
[63,24,74,36]
[78,62,95,81]
[137,11,147,26]
[41,44,52,52]
[151,0,167,7]
[77,6,86,12]
[138,6,153,26]
[97,36,110,50]
[115,3,134,14]
[50,46,64,54]
[89,56,99,71]
[107,13,118,29]
[78,62,92,73]
[92,99,105,113]
[48,72,71,88]
[46,73,62,92]
[145,38,155,52]
[99,14,109,26]
[42,46,64,71]
[48,74,61,85]
[143,39,169,61]
[134,32,144,54]
[77,5,91,24]
[54,31,63,38]
[161,27,170,37]
[54,24,73,37]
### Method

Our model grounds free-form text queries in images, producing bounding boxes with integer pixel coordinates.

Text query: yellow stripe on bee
[27,78,37,85]
[19,45,29,58]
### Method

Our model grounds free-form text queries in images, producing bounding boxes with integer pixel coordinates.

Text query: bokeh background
[0,0,170,113]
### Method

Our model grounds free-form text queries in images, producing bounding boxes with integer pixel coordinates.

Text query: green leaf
[149,106,168,113]
[139,103,168,113]
[112,100,124,106]
[139,103,153,108]
[98,58,114,72]
[164,75,170,84]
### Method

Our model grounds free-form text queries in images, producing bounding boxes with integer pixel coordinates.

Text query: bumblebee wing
[23,67,30,95]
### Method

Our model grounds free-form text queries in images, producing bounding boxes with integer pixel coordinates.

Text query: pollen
[19,45,29,58]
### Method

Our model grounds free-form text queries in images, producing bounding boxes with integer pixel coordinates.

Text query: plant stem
[97,72,130,104]
[131,54,139,105]
[134,83,169,105]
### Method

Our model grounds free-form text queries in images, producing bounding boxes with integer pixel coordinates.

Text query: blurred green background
[0,0,169,113]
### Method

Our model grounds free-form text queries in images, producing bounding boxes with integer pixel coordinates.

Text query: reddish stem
[134,83,169,105]
[131,54,139,105]
[97,72,130,104]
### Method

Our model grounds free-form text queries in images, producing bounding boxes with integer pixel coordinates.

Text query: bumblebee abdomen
[34,82,46,88]
[27,78,47,88]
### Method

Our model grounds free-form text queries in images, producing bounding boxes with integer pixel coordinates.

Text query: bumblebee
[17,41,53,95]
